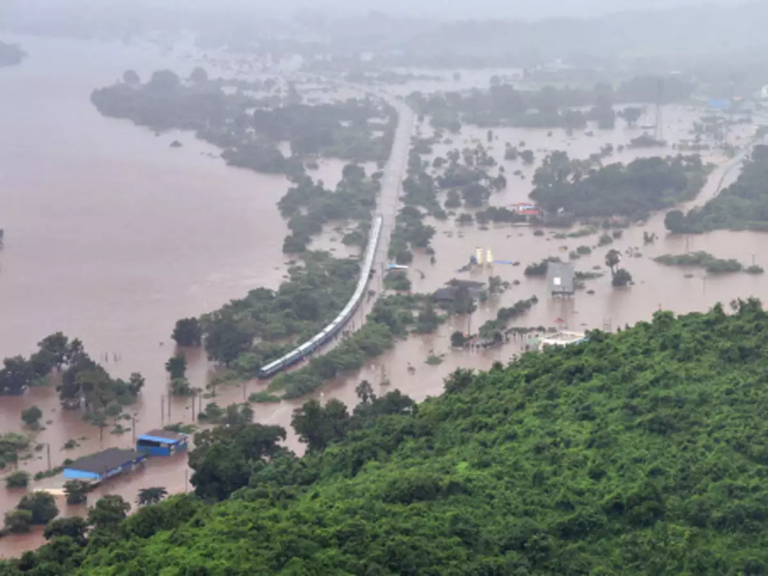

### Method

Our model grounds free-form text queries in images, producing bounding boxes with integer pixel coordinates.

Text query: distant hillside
[0,41,24,67]
[7,299,768,573]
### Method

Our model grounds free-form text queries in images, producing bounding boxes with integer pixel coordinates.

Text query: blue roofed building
[136,429,189,456]
[63,448,146,483]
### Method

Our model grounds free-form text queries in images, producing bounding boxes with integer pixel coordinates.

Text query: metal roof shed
[64,448,146,482]
[137,429,189,456]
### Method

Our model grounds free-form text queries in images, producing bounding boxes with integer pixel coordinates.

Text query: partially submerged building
[431,279,486,305]
[63,448,146,484]
[547,262,574,297]
[136,429,189,456]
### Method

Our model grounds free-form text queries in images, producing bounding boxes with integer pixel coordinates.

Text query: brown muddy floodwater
[0,35,353,554]
[1,40,767,556]
[302,104,768,444]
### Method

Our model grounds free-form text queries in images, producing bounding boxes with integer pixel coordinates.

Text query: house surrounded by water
[547,262,574,297]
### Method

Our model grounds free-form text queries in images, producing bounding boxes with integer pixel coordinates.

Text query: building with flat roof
[539,331,588,350]
[547,262,574,297]
[137,429,189,456]
[64,448,146,483]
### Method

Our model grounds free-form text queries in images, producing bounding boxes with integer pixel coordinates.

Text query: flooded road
[1,38,766,556]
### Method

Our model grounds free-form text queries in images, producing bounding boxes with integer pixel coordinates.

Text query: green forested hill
[8,300,768,575]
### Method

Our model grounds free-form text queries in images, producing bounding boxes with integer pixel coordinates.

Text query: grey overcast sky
[295,0,744,20]
[1,0,748,22]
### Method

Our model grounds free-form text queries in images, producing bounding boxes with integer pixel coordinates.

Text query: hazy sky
[1,0,748,23]
[298,0,744,20]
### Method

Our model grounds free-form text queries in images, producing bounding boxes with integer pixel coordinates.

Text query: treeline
[90,69,397,175]
[407,76,690,131]
[654,251,763,275]
[390,135,508,263]
[279,165,381,253]
[477,296,539,342]
[8,300,768,572]
[200,251,360,371]
[0,334,143,424]
[665,144,768,233]
[388,135,444,264]
[531,151,709,220]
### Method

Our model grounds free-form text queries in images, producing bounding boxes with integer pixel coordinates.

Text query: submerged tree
[136,487,168,507]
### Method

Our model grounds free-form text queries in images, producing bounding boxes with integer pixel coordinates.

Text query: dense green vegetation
[171,318,202,347]
[383,270,412,291]
[200,251,359,371]
[477,296,539,342]
[531,151,709,220]
[0,333,144,430]
[654,252,745,274]
[665,145,768,233]
[10,301,768,572]
[279,165,381,253]
[91,70,396,175]
[0,41,25,67]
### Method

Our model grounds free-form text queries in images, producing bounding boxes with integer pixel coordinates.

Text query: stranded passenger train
[257,215,383,379]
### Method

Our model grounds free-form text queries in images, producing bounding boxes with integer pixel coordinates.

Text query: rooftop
[540,331,588,346]
[65,448,144,474]
[138,429,187,442]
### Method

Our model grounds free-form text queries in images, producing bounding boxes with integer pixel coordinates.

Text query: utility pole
[131,415,136,445]
[467,311,473,337]
[161,396,165,425]
[168,392,171,420]
[46,444,51,472]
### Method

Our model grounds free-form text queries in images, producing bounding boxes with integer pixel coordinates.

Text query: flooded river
[0,39,766,555]
[0,35,348,553]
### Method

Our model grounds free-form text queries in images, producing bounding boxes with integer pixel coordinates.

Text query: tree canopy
[665,145,768,233]
[530,152,709,219]
[8,301,768,572]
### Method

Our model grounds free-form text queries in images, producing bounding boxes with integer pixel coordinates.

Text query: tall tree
[355,380,375,404]
[64,480,90,505]
[165,353,187,380]
[21,406,43,429]
[172,318,203,347]
[88,495,130,531]
[43,517,88,545]
[605,249,621,276]
[17,492,59,525]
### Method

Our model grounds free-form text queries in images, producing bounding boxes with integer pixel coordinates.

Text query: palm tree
[136,487,168,507]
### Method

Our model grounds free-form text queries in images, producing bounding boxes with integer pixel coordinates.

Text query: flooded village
[2,12,768,560]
